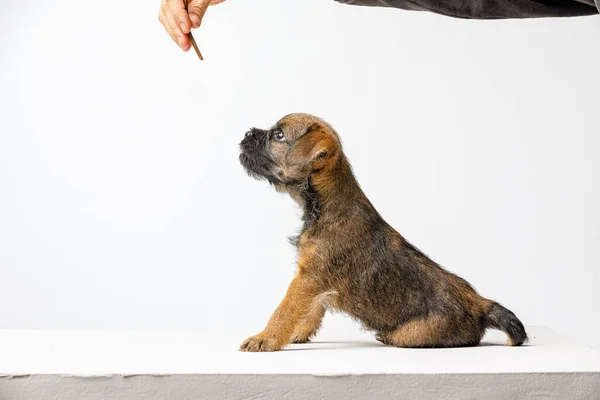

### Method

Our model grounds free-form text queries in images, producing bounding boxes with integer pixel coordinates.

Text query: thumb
[187,0,211,29]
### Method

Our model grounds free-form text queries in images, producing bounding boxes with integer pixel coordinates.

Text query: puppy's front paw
[239,335,281,352]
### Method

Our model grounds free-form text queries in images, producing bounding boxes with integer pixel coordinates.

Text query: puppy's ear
[286,124,337,170]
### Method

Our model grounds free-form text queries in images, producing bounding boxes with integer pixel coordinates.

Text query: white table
[1,327,599,399]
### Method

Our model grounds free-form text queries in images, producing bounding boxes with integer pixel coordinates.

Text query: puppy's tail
[484,301,527,346]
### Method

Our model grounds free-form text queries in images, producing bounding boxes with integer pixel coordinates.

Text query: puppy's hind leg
[290,303,326,344]
[377,315,482,348]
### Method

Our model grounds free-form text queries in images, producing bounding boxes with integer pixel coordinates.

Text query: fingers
[158,9,180,48]
[194,0,226,28]
[159,0,191,51]
[168,0,194,34]
[187,0,211,29]
[166,5,192,51]
[158,0,226,53]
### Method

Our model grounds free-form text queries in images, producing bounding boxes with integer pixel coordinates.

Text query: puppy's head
[239,113,341,186]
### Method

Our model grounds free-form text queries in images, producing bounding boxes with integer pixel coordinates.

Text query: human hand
[158,0,226,53]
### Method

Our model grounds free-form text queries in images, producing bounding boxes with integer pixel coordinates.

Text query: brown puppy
[238,113,527,352]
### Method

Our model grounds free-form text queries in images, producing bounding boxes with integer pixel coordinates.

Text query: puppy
[238,113,527,352]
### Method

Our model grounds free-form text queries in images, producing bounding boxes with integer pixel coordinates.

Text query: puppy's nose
[245,130,253,138]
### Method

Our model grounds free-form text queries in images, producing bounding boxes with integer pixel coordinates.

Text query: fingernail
[190,14,200,27]
[180,23,187,32]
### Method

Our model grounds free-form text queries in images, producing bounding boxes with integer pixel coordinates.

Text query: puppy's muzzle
[239,128,265,155]
[239,128,276,182]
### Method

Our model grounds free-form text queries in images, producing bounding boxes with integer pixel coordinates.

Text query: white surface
[0,327,599,400]
[1,0,600,353]
[0,327,599,376]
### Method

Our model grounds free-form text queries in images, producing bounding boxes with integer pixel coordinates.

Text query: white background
[1,0,599,349]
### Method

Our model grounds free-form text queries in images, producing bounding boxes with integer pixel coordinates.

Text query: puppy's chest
[296,240,329,272]
[296,238,359,280]
[297,241,376,316]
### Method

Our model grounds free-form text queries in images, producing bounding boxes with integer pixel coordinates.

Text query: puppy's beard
[239,153,280,184]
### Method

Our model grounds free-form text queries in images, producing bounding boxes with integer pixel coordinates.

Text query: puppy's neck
[292,155,376,228]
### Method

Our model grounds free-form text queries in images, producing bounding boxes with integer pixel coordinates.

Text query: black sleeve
[334,0,599,19]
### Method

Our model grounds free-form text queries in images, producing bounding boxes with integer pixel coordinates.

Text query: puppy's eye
[273,131,285,142]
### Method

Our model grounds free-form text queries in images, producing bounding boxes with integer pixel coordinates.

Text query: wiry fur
[238,113,527,351]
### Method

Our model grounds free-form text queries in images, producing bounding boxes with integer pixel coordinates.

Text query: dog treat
[184,0,203,61]
[238,113,527,352]
[188,32,203,61]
